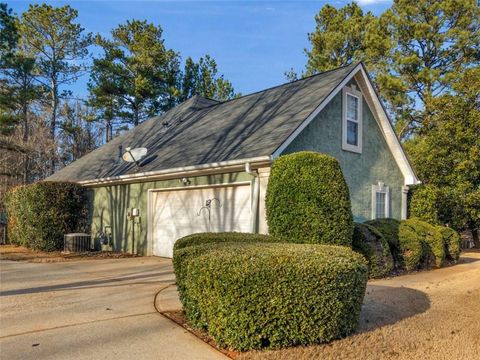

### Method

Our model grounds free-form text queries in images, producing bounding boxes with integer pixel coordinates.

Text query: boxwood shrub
[364,218,401,265]
[437,226,461,262]
[173,232,283,301]
[4,182,89,251]
[352,223,394,278]
[400,219,445,268]
[398,220,424,270]
[173,232,279,251]
[265,151,353,246]
[177,242,368,350]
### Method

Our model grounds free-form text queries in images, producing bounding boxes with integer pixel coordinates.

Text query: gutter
[245,162,260,233]
[78,156,272,187]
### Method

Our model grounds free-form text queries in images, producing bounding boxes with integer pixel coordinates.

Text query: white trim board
[355,67,419,185]
[271,63,419,186]
[79,156,272,187]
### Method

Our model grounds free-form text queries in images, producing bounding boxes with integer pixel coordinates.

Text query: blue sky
[8,0,392,98]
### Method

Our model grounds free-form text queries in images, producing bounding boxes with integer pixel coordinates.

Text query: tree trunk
[473,228,480,249]
[22,100,29,185]
[50,77,58,174]
[134,109,139,127]
[105,118,112,143]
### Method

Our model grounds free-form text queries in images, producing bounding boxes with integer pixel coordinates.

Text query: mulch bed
[0,244,137,262]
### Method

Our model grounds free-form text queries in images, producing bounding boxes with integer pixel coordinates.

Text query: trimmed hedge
[266,151,353,246]
[173,232,280,251]
[352,223,394,278]
[173,232,283,301]
[365,218,401,266]
[397,221,424,270]
[5,182,88,251]
[437,226,461,262]
[176,242,368,350]
[400,219,445,268]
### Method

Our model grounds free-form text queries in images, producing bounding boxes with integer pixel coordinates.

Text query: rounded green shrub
[4,182,88,251]
[352,223,394,278]
[398,221,424,270]
[173,232,283,301]
[173,232,279,251]
[400,219,445,268]
[365,218,401,266]
[265,151,353,246]
[437,226,461,262]
[409,185,442,225]
[177,242,368,350]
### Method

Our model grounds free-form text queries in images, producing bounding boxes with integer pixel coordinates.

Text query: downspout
[245,162,259,233]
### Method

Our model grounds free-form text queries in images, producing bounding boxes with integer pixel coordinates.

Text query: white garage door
[151,184,252,257]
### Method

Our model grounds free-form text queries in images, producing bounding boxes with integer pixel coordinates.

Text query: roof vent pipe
[245,162,259,233]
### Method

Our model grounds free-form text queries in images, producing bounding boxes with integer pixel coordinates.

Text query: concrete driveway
[0,257,225,360]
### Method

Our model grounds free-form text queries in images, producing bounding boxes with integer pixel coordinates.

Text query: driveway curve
[0,257,225,360]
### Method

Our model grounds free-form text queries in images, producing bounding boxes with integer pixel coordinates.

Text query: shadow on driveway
[358,285,430,333]
[0,270,174,297]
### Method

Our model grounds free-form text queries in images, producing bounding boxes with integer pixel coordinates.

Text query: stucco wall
[282,80,405,222]
[88,171,254,255]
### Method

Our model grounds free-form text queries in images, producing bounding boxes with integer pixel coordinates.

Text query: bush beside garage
[4,182,89,251]
[171,151,463,351]
[173,152,368,350]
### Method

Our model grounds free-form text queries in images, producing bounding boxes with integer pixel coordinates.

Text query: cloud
[357,0,391,5]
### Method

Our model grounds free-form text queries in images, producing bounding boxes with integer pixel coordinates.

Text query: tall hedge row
[174,240,368,350]
[266,151,353,246]
[5,182,89,251]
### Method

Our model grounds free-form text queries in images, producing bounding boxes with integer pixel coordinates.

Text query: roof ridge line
[208,62,361,107]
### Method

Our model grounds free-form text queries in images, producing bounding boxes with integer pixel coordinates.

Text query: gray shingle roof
[47,63,358,182]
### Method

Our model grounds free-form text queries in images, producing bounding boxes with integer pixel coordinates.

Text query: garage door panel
[152,185,251,257]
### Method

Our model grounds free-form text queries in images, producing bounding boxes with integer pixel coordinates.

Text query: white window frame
[342,85,363,153]
[371,182,390,219]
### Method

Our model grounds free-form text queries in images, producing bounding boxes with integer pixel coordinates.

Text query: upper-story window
[342,85,363,153]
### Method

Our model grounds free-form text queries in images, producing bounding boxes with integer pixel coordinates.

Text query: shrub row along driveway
[241,250,480,360]
[0,257,225,360]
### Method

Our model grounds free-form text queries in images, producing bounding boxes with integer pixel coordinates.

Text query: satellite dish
[122,147,148,166]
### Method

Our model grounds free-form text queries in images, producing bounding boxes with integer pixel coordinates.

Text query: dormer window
[342,85,363,153]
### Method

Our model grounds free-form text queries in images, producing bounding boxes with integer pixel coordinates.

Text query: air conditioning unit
[64,233,92,253]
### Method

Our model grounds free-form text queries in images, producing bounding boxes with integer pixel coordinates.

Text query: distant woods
[0,2,237,201]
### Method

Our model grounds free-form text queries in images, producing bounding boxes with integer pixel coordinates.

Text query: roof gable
[272,63,418,185]
[48,63,358,182]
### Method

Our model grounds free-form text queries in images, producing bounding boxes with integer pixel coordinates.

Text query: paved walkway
[0,257,225,360]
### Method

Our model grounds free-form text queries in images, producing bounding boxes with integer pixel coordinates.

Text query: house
[47,63,418,257]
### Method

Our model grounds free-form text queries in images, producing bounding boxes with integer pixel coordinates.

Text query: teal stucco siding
[282,82,405,222]
[87,171,254,255]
